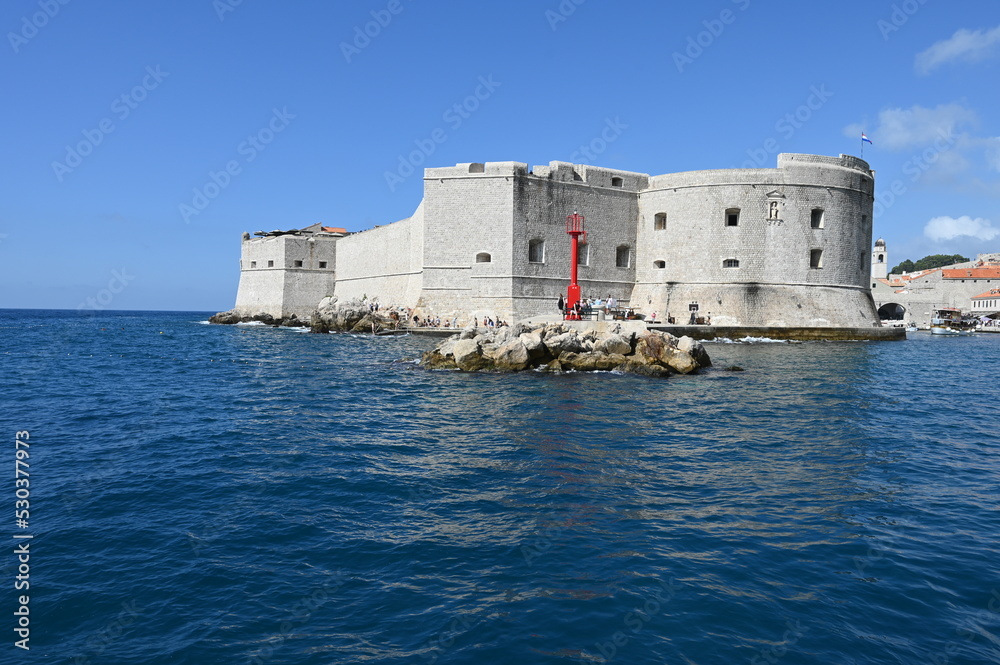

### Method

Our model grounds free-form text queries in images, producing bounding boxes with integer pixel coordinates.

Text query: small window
[250,261,257,269]
[726,208,740,227]
[653,260,665,269]
[475,252,491,263]
[810,249,823,269]
[267,260,274,268]
[319,261,327,269]
[654,213,667,230]
[611,176,623,188]
[293,260,303,268]
[723,258,740,268]
[528,239,545,263]
[468,163,485,173]
[877,254,884,263]
[811,208,824,229]
[577,244,589,266]
[872,283,877,288]
[615,245,631,268]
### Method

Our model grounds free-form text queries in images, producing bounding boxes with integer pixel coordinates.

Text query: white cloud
[916,24,1000,75]
[865,103,977,151]
[924,215,999,242]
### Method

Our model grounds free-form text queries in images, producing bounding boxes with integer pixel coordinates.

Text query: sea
[1,308,998,665]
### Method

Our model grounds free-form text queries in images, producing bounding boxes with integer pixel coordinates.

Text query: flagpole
[861,134,864,159]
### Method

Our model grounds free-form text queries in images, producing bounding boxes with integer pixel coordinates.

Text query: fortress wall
[333,207,423,307]
[633,154,877,326]
[235,235,337,318]
[418,164,519,318]
[509,162,643,319]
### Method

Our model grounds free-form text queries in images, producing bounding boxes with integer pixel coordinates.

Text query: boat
[905,323,918,333]
[930,307,976,336]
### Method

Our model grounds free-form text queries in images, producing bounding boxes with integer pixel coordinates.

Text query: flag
[862,133,873,144]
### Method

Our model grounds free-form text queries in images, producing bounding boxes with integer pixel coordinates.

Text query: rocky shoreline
[421,322,710,377]
[209,297,398,333]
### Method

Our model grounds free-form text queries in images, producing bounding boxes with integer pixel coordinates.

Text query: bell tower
[871,238,888,279]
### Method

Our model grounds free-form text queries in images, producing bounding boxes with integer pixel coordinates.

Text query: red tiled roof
[321,226,347,234]
[971,288,1000,300]
[942,268,1000,279]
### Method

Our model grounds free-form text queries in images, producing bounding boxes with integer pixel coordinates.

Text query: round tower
[871,237,888,279]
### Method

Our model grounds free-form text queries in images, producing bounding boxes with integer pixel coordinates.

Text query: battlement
[424,161,528,179]
[778,153,871,174]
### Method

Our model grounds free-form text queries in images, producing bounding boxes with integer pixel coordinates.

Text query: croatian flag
[862,133,873,144]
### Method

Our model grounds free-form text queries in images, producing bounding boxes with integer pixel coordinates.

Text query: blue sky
[2,0,999,311]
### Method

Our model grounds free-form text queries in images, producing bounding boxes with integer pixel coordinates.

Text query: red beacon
[564,212,586,320]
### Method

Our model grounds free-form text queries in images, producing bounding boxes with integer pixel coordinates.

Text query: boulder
[208,309,242,325]
[493,339,531,371]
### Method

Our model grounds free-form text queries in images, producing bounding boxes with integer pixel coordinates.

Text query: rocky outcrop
[309,297,396,333]
[421,323,711,377]
[208,309,305,327]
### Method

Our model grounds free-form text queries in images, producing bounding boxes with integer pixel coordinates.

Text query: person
[689,310,696,325]
[558,295,564,313]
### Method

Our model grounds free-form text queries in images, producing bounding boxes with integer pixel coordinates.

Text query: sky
[2,0,999,312]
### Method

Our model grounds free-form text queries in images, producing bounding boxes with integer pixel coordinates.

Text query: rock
[677,336,712,368]
[417,322,711,377]
[493,339,531,371]
[208,309,242,325]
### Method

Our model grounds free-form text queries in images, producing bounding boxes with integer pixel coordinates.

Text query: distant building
[970,287,1000,318]
[871,237,888,280]
[870,253,1000,324]
[230,154,881,328]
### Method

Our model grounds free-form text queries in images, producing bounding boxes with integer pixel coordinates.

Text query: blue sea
[2,309,999,664]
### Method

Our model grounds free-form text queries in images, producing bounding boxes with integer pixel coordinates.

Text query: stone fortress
[230,153,884,329]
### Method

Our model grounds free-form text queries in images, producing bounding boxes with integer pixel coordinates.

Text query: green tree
[890,254,969,274]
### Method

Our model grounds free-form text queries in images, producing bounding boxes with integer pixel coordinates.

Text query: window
[615,245,631,268]
[723,258,740,268]
[810,249,823,269]
[577,244,589,266]
[528,239,545,263]
[468,163,485,173]
[475,252,491,263]
[250,261,257,268]
[267,260,274,268]
[653,260,666,269]
[293,260,303,268]
[654,213,667,230]
[768,201,780,220]
[319,261,327,269]
[811,208,824,229]
[877,254,884,263]
[726,208,740,227]
[611,176,624,188]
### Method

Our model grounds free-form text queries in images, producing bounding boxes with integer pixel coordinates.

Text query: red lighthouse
[564,212,586,319]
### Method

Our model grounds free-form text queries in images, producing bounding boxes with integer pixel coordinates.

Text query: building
[871,254,1000,325]
[230,153,881,328]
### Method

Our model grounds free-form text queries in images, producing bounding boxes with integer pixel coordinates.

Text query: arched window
[725,208,740,227]
[615,245,631,268]
[475,252,491,263]
[723,258,740,268]
[528,239,545,264]
[653,260,666,269]
[468,163,485,173]
[611,176,624,187]
[577,243,589,266]
[654,213,667,230]
[877,254,884,263]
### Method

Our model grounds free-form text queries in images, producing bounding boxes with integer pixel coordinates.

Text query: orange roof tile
[971,288,1000,300]
[942,268,1000,279]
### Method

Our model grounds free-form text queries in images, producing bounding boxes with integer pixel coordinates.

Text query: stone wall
[333,206,424,307]
[235,234,337,318]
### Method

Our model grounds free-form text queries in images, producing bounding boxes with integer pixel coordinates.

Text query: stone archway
[877,302,906,321]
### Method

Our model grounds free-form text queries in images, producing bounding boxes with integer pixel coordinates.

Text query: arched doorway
[877,302,906,321]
